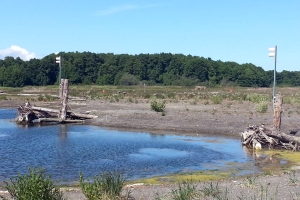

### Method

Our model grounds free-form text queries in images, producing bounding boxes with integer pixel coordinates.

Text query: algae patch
[259,150,300,174]
[133,170,230,185]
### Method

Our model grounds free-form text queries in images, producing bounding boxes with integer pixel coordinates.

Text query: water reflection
[59,124,68,140]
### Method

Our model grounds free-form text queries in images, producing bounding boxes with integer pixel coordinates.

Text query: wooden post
[273,94,283,131]
[60,79,69,120]
[59,79,64,100]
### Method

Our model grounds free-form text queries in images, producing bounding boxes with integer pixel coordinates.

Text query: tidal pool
[0,109,257,183]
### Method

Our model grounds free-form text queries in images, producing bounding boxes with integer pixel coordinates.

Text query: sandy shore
[1,98,300,199]
[75,98,299,137]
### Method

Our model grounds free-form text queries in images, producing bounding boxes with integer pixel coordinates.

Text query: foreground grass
[1,160,300,200]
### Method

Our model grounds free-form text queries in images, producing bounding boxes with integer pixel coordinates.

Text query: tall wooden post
[60,79,69,121]
[273,94,283,131]
[59,80,64,100]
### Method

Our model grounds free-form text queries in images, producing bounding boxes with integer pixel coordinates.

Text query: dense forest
[0,52,299,87]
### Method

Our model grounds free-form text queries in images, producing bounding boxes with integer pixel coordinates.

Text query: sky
[0,0,299,71]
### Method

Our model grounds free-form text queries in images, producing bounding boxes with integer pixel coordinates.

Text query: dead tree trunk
[273,94,283,130]
[60,79,69,120]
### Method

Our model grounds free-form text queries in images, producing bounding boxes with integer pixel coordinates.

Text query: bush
[0,95,7,100]
[255,101,268,113]
[167,92,176,99]
[150,99,166,112]
[79,172,125,200]
[1,167,64,200]
[143,93,151,99]
[210,95,223,104]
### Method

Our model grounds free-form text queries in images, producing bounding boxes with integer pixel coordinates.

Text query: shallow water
[0,109,255,183]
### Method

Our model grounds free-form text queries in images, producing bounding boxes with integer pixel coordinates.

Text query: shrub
[143,93,151,99]
[150,99,166,112]
[1,167,64,200]
[210,95,223,104]
[154,93,165,99]
[45,94,56,101]
[79,172,125,200]
[0,95,7,100]
[255,101,268,113]
[167,92,176,99]
[38,95,44,101]
[247,94,269,103]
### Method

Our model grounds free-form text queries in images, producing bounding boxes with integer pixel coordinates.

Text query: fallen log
[38,118,84,123]
[31,106,98,119]
[68,112,98,119]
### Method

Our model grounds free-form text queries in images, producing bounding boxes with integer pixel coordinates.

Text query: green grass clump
[284,96,300,105]
[167,92,176,99]
[0,167,64,200]
[79,172,125,200]
[143,93,151,99]
[0,95,7,100]
[255,101,268,113]
[171,181,198,200]
[210,95,223,104]
[37,94,57,102]
[150,99,166,112]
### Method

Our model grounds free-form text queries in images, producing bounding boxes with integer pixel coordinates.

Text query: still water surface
[0,109,254,183]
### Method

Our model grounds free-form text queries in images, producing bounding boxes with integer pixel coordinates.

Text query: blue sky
[0,0,299,71]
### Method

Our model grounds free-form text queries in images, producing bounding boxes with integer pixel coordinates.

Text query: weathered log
[31,106,98,119]
[32,106,59,114]
[38,118,84,123]
[68,112,98,119]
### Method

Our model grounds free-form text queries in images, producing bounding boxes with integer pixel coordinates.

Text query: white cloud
[0,45,36,61]
[97,4,160,16]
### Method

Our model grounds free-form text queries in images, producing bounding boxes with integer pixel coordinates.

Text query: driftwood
[16,79,97,124]
[241,125,300,151]
[16,103,97,124]
[241,94,300,151]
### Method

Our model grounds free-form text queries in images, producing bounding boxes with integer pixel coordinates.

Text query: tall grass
[0,95,7,100]
[170,181,198,200]
[0,167,64,200]
[255,101,269,113]
[79,172,126,200]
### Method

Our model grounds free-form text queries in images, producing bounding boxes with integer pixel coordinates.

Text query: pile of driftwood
[241,94,300,151]
[16,103,97,124]
[16,79,97,124]
[241,125,300,151]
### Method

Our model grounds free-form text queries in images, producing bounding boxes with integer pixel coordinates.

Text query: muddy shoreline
[2,98,298,136]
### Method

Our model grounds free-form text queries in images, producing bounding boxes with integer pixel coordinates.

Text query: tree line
[0,52,299,87]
